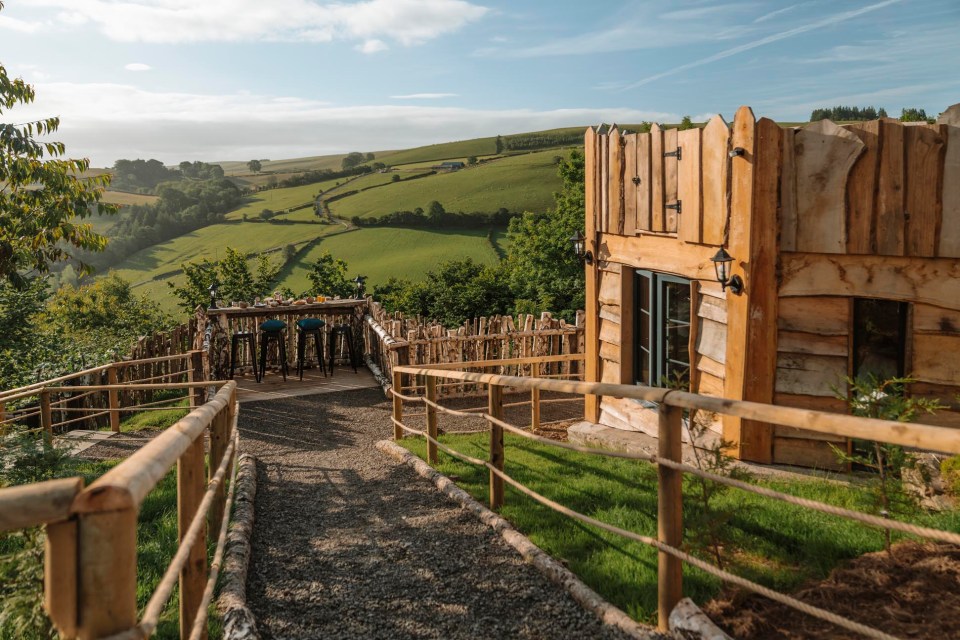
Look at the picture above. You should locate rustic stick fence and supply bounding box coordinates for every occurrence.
[0,375,239,640]
[364,300,585,397]
[0,351,205,438]
[389,357,960,639]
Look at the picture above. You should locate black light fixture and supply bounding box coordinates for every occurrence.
[569,230,593,265]
[710,247,743,295]
[353,275,367,299]
[208,280,220,310]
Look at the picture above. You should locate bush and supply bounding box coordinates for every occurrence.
[942,456,960,497]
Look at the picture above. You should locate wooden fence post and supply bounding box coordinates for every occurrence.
[657,401,683,631]
[76,507,138,639]
[392,370,403,440]
[40,390,53,441]
[188,350,205,408]
[108,365,121,433]
[488,383,504,509]
[208,405,229,536]
[179,434,208,640]
[530,361,541,431]
[45,518,79,638]
[426,375,438,464]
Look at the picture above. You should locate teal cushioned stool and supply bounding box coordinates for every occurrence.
[258,319,288,382]
[296,318,327,380]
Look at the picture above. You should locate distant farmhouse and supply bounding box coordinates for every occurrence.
[433,161,465,171]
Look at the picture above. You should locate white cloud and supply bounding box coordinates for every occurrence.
[124,63,152,71]
[0,14,44,33]
[356,39,388,54]
[391,93,459,99]
[9,82,676,166]
[27,0,489,45]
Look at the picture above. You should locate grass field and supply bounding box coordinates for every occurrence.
[275,226,504,295]
[400,433,960,625]
[110,219,336,284]
[100,190,160,207]
[329,150,569,218]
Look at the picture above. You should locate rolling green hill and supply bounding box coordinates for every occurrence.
[329,149,570,218]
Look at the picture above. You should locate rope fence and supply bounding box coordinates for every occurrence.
[388,359,960,639]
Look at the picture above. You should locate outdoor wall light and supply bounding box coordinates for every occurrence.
[208,280,220,310]
[710,247,744,295]
[353,275,367,299]
[570,230,593,265]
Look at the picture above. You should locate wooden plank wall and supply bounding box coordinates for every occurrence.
[782,117,956,258]
[599,116,731,246]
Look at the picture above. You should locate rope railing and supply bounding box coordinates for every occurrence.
[389,360,960,639]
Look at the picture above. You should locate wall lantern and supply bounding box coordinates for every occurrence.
[208,280,220,310]
[710,247,744,295]
[353,275,367,299]
[569,230,593,265]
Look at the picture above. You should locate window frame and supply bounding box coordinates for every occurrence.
[634,270,692,388]
[851,298,909,380]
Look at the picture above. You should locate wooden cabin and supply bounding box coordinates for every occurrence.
[582,104,960,469]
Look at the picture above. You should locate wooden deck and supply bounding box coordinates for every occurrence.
[234,365,380,404]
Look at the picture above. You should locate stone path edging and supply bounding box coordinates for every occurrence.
[375,440,669,640]
[218,453,261,640]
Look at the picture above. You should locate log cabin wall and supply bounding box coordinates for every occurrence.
[584,103,960,469]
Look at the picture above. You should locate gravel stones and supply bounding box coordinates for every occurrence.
[240,387,635,640]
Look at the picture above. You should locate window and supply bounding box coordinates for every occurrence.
[852,298,908,380]
[635,271,691,387]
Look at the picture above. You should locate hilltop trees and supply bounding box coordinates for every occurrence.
[0,59,116,286]
[810,105,886,121]
[248,159,262,173]
[341,152,368,170]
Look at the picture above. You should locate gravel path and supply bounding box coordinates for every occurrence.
[240,387,634,640]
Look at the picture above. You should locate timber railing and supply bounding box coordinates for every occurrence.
[364,300,585,395]
[389,357,960,640]
[0,377,239,640]
[0,351,205,438]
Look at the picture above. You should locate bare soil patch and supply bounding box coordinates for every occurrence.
[704,541,960,639]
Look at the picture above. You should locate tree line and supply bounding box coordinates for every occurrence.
[111,158,226,192]
[809,105,935,123]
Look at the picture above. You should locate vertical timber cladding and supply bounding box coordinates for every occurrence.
[590,114,731,437]
[722,108,780,464]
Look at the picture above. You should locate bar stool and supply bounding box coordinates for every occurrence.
[230,331,259,381]
[258,319,289,382]
[328,324,359,376]
[296,318,327,380]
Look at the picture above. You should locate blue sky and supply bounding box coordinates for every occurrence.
[2,0,957,166]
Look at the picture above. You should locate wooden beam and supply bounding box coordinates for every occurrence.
[584,127,601,422]
[618,264,635,384]
[76,507,138,638]
[739,117,781,464]
[780,252,960,312]
[723,106,756,459]
[426,376,438,464]
[636,133,652,232]
[597,233,719,281]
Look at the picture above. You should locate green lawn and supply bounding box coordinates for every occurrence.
[329,150,569,219]
[275,226,504,295]
[400,433,960,626]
